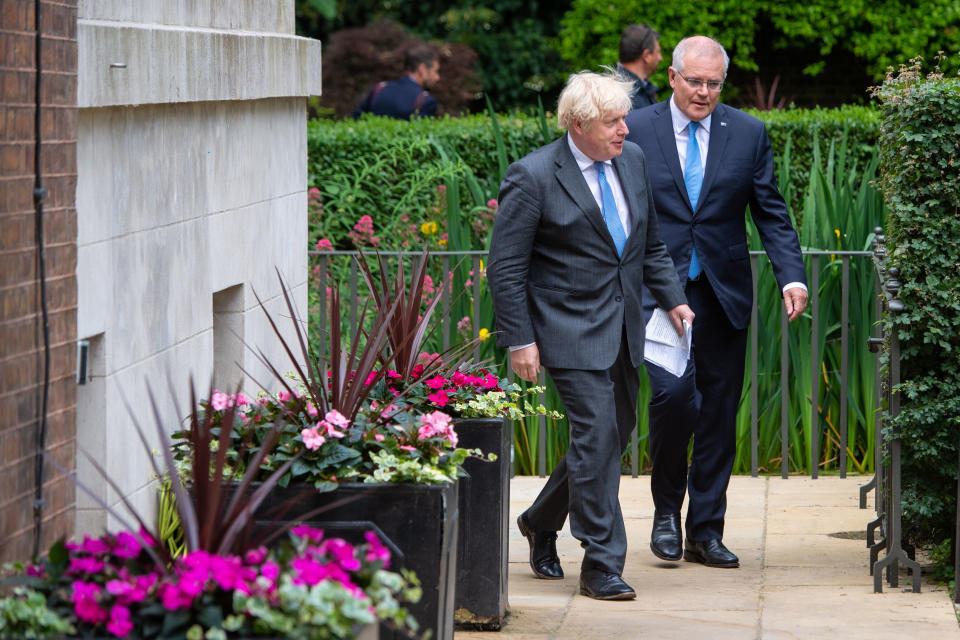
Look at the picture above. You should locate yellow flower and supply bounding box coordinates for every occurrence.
[478,328,491,342]
[420,221,438,235]
[438,238,447,246]
[834,229,840,240]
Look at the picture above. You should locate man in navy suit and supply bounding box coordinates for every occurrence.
[353,45,439,119]
[624,36,808,569]
[488,71,694,599]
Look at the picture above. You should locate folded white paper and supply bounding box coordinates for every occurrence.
[643,307,692,377]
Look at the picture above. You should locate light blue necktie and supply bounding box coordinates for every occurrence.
[685,121,703,279]
[595,161,627,256]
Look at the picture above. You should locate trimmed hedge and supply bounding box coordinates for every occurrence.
[307,106,879,250]
[874,61,960,564]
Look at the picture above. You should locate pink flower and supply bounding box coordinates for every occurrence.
[365,531,391,568]
[301,426,326,450]
[305,402,319,418]
[427,390,450,406]
[234,392,249,406]
[24,564,45,577]
[321,420,345,439]
[386,369,402,380]
[482,373,500,389]
[374,433,385,442]
[316,238,333,251]
[210,555,244,591]
[399,445,417,452]
[276,390,292,403]
[437,184,447,194]
[79,534,111,555]
[422,274,435,295]
[106,604,134,638]
[487,198,498,211]
[324,410,350,429]
[321,538,361,571]
[379,402,399,419]
[209,390,230,411]
[420,410,452,431]
[137,527,157,548]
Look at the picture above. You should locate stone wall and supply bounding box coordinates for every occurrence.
[73,0,320,533]
[0,0,79,563]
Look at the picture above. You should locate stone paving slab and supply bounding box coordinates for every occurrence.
[455,475,960,640]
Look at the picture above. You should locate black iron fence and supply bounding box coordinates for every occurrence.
[309,247,877,479]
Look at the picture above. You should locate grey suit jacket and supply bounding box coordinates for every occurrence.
[487,135,686,370]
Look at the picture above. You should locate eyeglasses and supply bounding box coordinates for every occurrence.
[675,70,725,92]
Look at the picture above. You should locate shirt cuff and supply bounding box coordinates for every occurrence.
[782,282,807,294]
[509,342,536,351]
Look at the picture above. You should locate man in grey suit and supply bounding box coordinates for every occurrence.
[487,71,694,600]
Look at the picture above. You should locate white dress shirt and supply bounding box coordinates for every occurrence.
[668,97,806,295]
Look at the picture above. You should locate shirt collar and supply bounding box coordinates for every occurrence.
[669,95,712,136]
[566,133,611,172]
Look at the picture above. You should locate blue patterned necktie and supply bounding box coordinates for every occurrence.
[685,121,703,279]
[594,161,627,256]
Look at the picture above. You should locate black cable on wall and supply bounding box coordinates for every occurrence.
[31,0,52,561]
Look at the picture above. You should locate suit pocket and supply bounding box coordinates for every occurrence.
[530,281,578,294]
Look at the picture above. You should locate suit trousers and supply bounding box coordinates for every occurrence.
[524,328,639,575]
[646,276,748,542]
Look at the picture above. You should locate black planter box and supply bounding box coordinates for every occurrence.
[453,417,511,630]
[247,481,459,640]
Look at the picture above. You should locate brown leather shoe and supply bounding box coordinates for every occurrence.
[517,511,563,579]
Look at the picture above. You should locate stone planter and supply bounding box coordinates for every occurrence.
[246,481,459,640]
[453,417,512,630]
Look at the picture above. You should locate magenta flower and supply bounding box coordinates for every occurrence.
[112,530,143,559]
[210,555,244,591]
[244,546,268,565]
[316,238,333,251]
[301,426,326,450]
[305,402,319,418]
[427,390,450,406]
[68,555,105,575]
[364,531,391,568]
[487,198,498,211]
[425,375,447,390]
[291,525,325,543]
[158,582,195,610]
[399,445,417,452]
[321,538,361,571]
[106,604,134,638]
[78,534,111,555]
[72,581,107,624]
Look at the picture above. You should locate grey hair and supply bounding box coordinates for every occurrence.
[672,36,729,76]
[557,68,635,131]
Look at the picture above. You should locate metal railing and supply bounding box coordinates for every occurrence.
[309,247,877,480]
[860,229,921,593]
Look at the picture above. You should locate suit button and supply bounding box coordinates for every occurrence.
[615,296,623,302]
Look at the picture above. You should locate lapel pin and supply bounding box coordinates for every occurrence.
[720,121,727,127]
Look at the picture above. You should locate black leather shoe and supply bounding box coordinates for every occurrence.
[650,512,682,561]
[579,569,636,600]
[517,511,563,579]
[683,538,740,568]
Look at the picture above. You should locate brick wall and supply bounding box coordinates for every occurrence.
[0,0,78,562]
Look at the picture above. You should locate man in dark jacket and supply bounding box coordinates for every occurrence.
[488,70,693,601]
[353,45,440,119]
[617,23,662,110]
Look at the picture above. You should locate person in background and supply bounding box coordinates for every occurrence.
[624,35,808,570]
[487,70,693,601]
[352,45,440,119]
[617,23,662,110]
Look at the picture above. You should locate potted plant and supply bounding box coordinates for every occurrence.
[0,384,421,640]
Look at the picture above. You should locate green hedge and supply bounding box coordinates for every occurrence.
[875,61,960,569]
[307,106,879,250]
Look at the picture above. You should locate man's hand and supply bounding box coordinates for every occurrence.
[784,287,808,322]
[668,304,695,337]
[510,344,541,382]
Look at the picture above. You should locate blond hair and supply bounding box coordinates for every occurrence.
[557,69,634,131]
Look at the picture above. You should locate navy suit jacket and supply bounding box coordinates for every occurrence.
[487,136,686,370]
[624,101,806,330]
[352,76,437,120]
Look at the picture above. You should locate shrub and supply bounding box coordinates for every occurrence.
[306,107,878,251]
[873,58,960,568]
